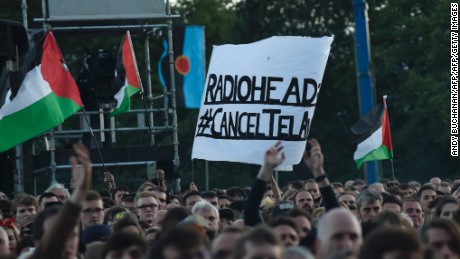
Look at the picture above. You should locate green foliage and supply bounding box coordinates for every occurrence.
[1,0,456,193]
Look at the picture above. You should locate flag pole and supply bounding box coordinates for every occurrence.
[81,108,111,187]
[390,159,396,181]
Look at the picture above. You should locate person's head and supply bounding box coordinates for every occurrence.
[422,218,460,259]
[211,227,245,259]
[137,181,155,193]
[353,179,366,191]
[304,180,320,200]
[183,191,203,211]
[38,192,58,211]
[402,199,424,230]
[356,189,382,223]
[112,186,130,206]
[369,183,386,193]
[358,227,423,259]
[102,196,115,211]
[202,191,219,208]
[33,205,80,258]
[12,194,38,227]
[316,208,362,258]
[104,206,129,226]
[417,185,437,213]
[121,193,136,212]
[218,208,235,231]
[225,187,246,201]
[434,197,459,219]
[160,207,191,235]
[287,208,312,240]
[192,200,219,232]
[281,190,297,203]
[135,191,158,225]
[102,233,146,259]
[338,192,356,208]
[399,184,416,198]
[382,194,403,213]
[374,210,412,230]
[149,186,167,210]
[430,177,442,188]
[155,209,168,228]
[438,182,452,195]
[283,246,315,259]
[0,224,19,255]
[217,195,232,209]
[81,224,112,245]
[294,191,314,213]
[0,227,9,256]
[154,225,209,259]
[287,181,305,191]
[112,212,143,238]
[44,183,70,202]
[233,226,283,259]
[82,191,105,230]
[268,217,299,247]
[332,182,344,195]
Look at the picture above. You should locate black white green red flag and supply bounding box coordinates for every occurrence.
[0,31,83,153]
[351,96,393,169]
[110,31,142,117]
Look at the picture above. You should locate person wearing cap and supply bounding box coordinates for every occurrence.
[81,224,112,245]
[271,201,295,220]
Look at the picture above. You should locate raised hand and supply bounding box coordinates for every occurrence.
[156,169,165,180]
[69,142,92,203]
[189,181,198,192]
[257,141,286,182]
[302,138,325,177]
[104,171,116,190]
[264,141,286,169]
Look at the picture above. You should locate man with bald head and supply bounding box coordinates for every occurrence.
[316,208,363,259]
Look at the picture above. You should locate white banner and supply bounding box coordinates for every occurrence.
[191,36,333,168]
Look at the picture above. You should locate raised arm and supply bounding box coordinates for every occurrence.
[244,142,285,226]
[302,138,339,210]
[33,142,92,259]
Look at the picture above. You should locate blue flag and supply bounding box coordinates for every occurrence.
[159,25,205,109]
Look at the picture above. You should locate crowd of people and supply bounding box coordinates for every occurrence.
[0,139,460,259]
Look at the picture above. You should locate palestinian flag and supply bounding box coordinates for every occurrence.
[110,31,142,117]
[351,96,393,169]
[0,31,83,153]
